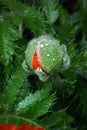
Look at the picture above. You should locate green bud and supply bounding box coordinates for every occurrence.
[25,35,70,81]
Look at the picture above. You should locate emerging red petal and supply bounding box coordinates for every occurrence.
[32,50,42,70]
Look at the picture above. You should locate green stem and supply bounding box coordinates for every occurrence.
[52,74,64,88]
[0,114,41,127]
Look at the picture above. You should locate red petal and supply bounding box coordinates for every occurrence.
[19,124,33,130]
[0,124,17,130]
[0,124,45,130]
[33,126,45,130]
[19,124,45,130]
[32,50,42,70]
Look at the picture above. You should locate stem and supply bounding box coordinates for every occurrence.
[52,74,64,88]
[0,114,41,127]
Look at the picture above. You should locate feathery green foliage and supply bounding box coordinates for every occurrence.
[2,0,46,36]
[0,17,18,65]
[42,109,74,129]
[42,0,59,24]
[4,66,27,105]
[16,85,53,113]
[0,0,87,130]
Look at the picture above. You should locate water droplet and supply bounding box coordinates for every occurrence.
[0,16,3,22]
[62,45,67,53]
[40,43,44,48]
[46,43,49,46]
[53,58,55,61]
[47,54,50,57]
[24,9,31,14]
[63,55,70,69]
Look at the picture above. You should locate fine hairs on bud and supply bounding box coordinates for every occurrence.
[24,35,70,81]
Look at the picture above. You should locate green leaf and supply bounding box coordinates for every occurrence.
[2,0,25,13]
[2,0,46,36]
[78,78,87,119]
[27,93,56,119]
[0,20,13,65]
[0,9,21,66]
[41,109,74,129]
[42,0,59,24]
[23,6,46,36]
[16,85,52,114]
[4,66,27,107]
[57,4,73,43]
[79,0,87,34]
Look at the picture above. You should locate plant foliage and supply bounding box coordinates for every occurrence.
[0,0,87,130]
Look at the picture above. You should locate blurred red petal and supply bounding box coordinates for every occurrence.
[0,124,45,130]
[0,124,17,130]
[33,126,45,130]
[19,124,45,130]
[19,124,33,130]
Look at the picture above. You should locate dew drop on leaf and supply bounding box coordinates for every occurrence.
[47,54,50,57]
[40,44,44,48]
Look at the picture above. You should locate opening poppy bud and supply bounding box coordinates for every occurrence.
[25,35,70,81]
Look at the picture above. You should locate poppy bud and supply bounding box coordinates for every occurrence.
[25,35,70,81]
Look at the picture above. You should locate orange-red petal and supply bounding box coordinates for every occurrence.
[0,124,17,130]
[0,124,45,130]
[32,50,42,70]
[19,124,45,130]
